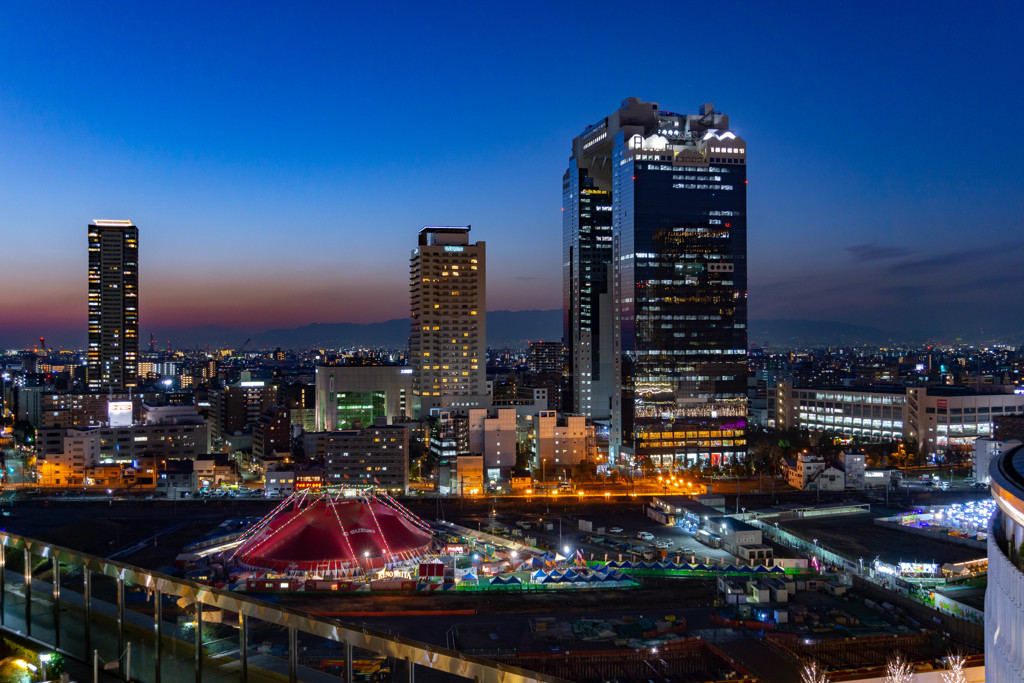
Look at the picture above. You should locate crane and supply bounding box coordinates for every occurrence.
[234,337,252,356]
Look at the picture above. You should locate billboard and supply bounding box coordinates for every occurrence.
[108,401,133,427]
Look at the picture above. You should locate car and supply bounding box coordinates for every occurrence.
[636,531,655,541]
[609,527,624,534]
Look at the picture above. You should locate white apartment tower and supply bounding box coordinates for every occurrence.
[410,227,486,416]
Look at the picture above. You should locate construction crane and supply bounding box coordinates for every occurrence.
[234,337,252,356]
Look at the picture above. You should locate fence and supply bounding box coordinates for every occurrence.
[0,530,569,683]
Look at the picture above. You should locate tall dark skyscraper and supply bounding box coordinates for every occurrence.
[563,167,614,418]
[87,220,139,391]
[565,98,747,469]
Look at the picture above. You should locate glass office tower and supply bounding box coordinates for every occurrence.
[563,168,614,418]
[566,98,747,470]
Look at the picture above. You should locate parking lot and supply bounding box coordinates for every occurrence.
[459,504,737,564]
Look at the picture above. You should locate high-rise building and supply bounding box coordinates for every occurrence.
[88,220,139,391]
[563,168,615,418]
[565,98,748,469]
[409,227,486,416]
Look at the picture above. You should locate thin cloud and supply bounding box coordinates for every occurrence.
[846,242,911,262]
[888,241,1024,274]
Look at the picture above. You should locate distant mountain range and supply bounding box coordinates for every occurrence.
[149,313,892,350]
[143,309,565,350]
[746,319,890,348]
[15,312,995,351]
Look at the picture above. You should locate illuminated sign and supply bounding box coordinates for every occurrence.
[107,401,133,427]
[400,368,413,374]
[376,569,412,580]
[240,381,265,387]
[899,562,938,575]
[444,246,464,252]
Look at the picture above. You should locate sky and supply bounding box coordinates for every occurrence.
[1,1,1022,348]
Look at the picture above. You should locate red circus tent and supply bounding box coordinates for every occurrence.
[231,488,434,575]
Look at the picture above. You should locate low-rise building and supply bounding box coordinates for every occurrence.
[782,452,845,491]
[704,516,773,565]
[534,411,593,478]
[837,451,866,489]
[157,460,197,499]
[305,421,409,493]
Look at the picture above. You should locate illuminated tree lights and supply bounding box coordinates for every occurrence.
[885,654,914,683]
[940,654,968,683]
[800,661,829,683]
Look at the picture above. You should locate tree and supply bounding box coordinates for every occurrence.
[940,654,967,683]
[800,660,829,683]
[885,654,914,683]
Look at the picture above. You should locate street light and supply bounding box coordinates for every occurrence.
[40,653,52,681]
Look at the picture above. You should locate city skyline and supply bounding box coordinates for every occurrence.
[1,2,1022,348]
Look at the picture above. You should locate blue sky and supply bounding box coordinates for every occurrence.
[1,1,1022,346]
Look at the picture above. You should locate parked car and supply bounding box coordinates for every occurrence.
[609,527,624,534]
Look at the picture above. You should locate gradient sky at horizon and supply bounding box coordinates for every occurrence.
[2,1,1022,348]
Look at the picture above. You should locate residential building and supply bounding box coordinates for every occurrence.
[429,411,468,494]
[87,220,139,390]
[157,459,197,499]
[209,379,278,439]
[527,341,564,376]
[566,98,747,468]
[838,451,866,489]
[38,392,160,429]
[468,408,517,480]
[253,406,291,460]
[38,413,209,468]
[534,411,593,480]
[409,226,486,416]
[782,452,844,491]
[306,421,409,493]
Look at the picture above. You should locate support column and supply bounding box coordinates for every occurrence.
[345,642,353,683]
[83,569,91,657]
[288,626,297,683]
[0,543,6,627]
[117,576,125,665]
[154,590,162,683]
[194,600,203,683]
[52,560,60,650]
[407,657,415,683]
[23,547,31,637]
[238,612,248,683]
